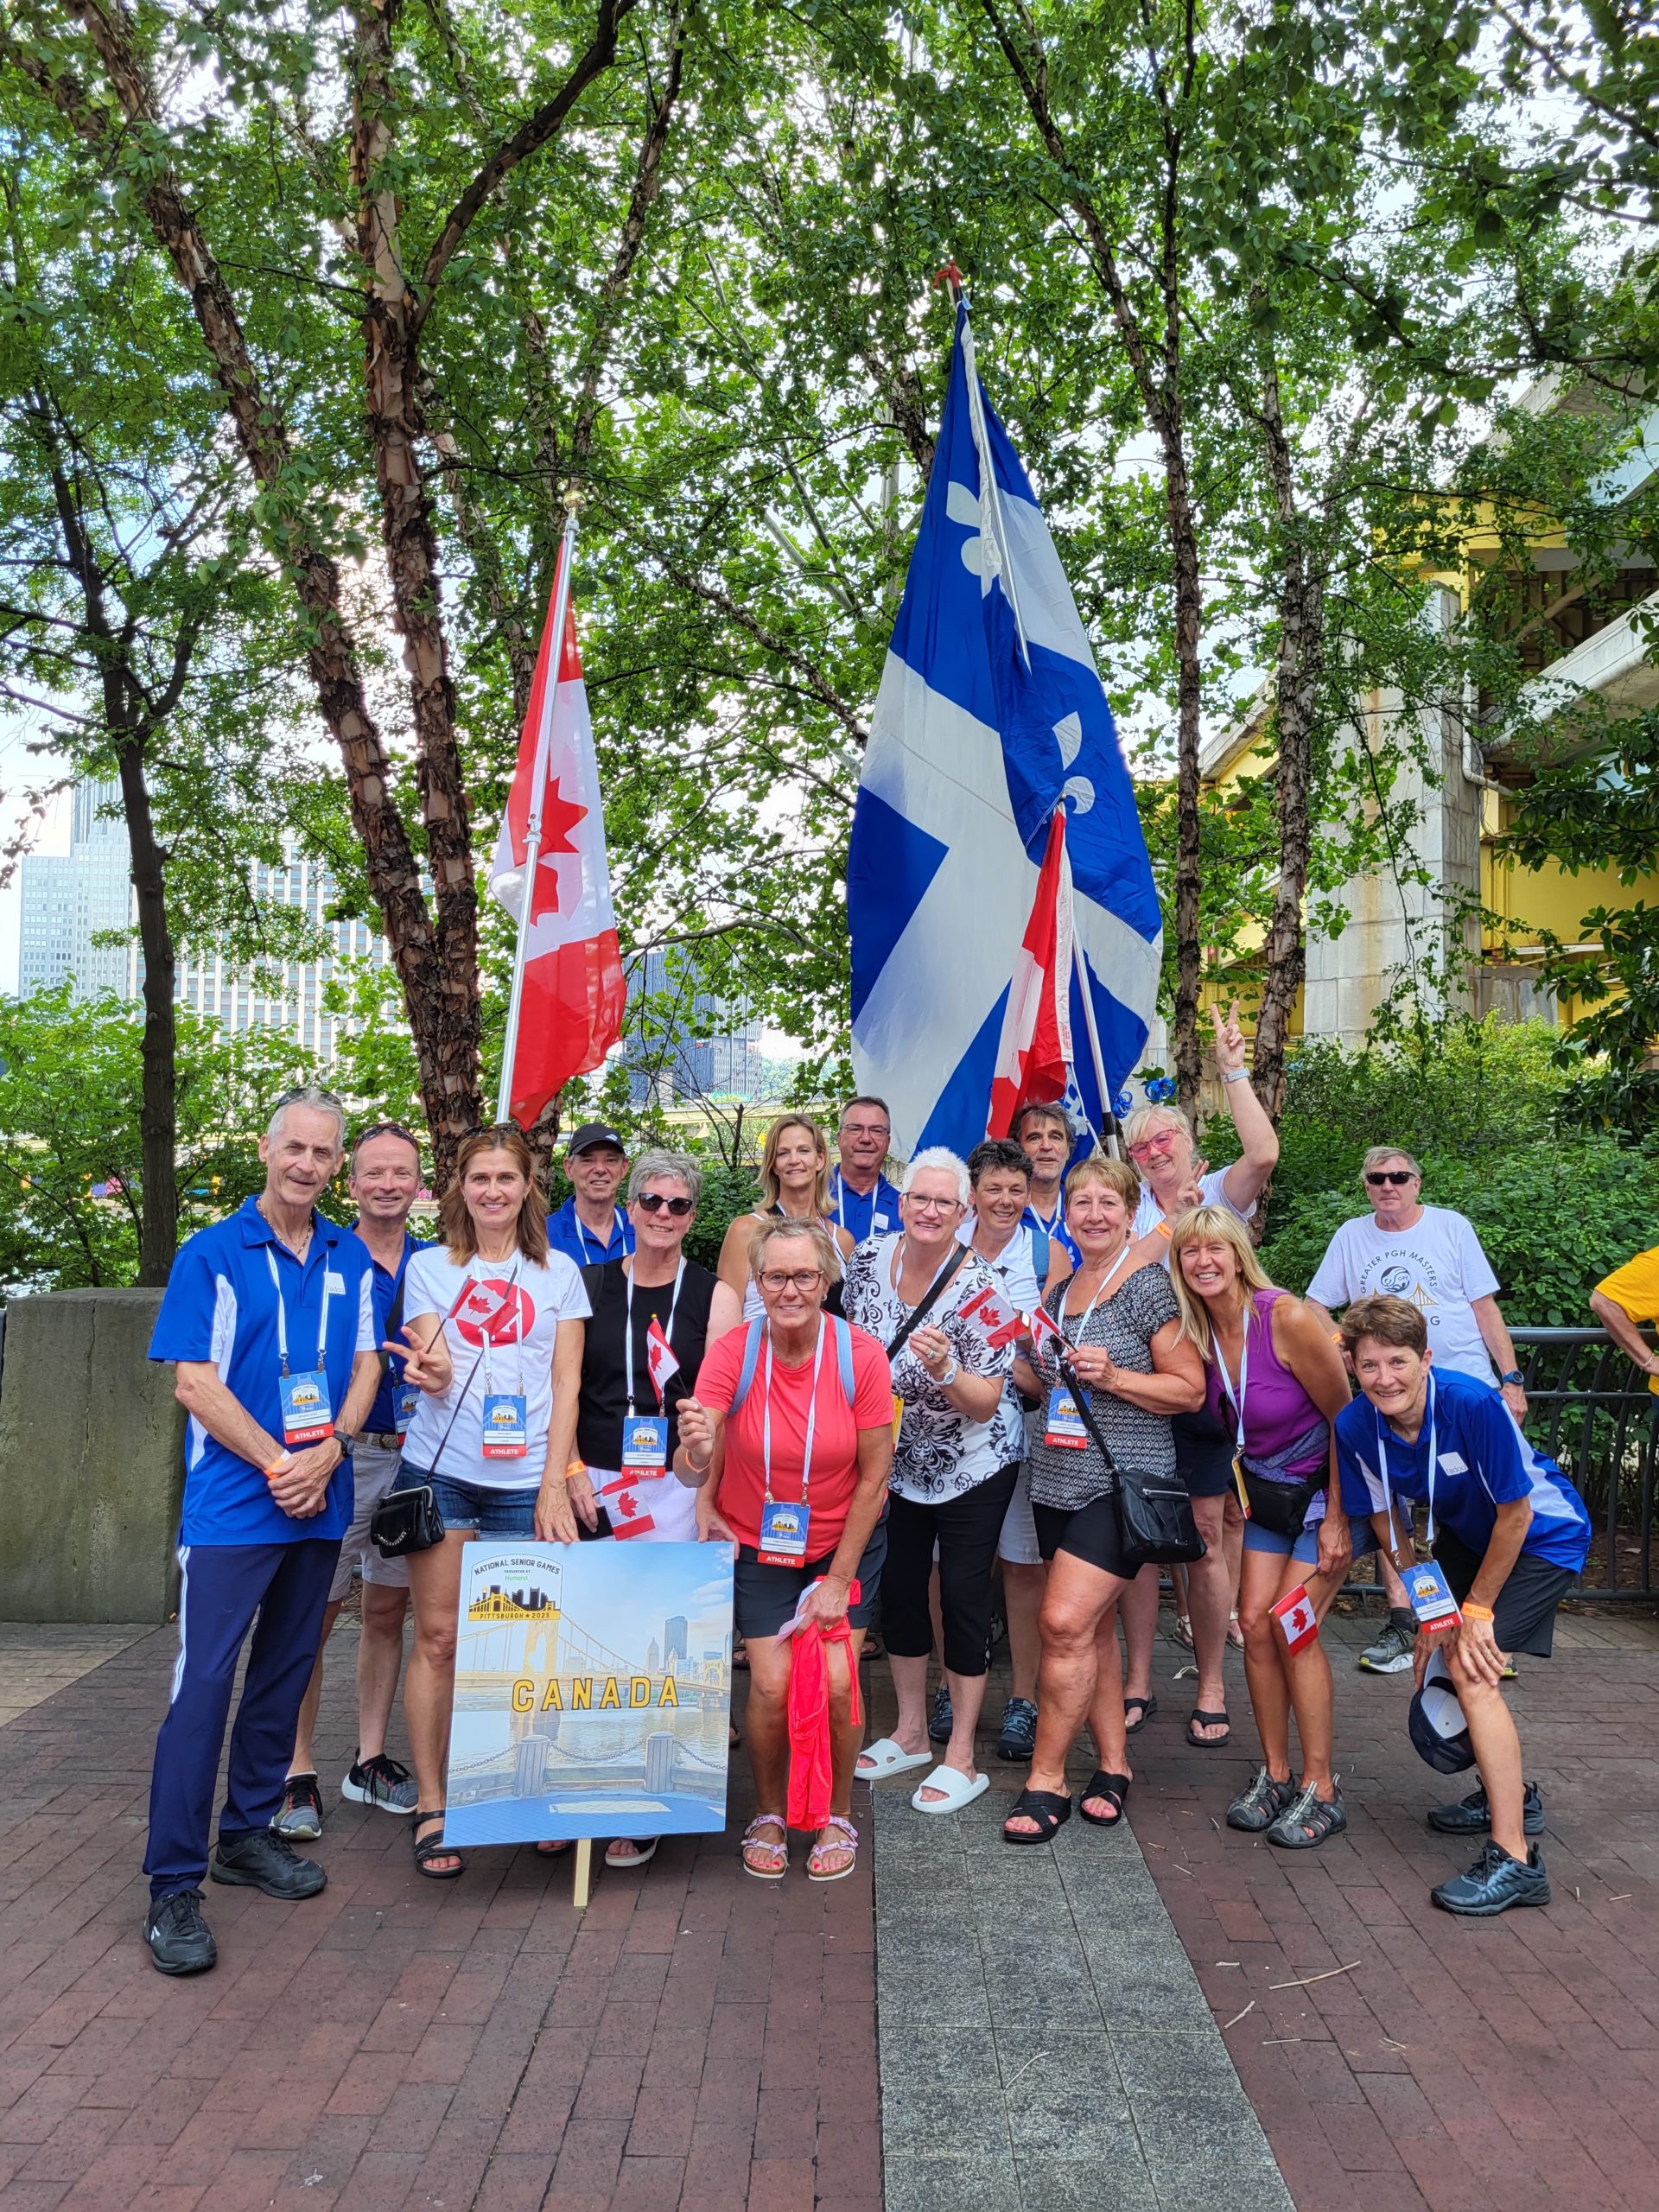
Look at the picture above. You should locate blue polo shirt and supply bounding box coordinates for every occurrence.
[545,1198,633,1268]
[1022,1198,1082,1271]
[1336,1367,1591,1573]
[150,1198,377,1546]
[357,1226,432,1434]
[828,1166,902,1243]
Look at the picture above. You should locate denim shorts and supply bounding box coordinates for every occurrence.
[391,1459,540,1539]
[1242,1512,1377,1566]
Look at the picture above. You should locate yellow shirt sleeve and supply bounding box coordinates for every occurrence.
[1594,1248,1659,1394]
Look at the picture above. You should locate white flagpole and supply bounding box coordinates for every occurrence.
[1065,838,1122,1160]
[497,499,580,1126]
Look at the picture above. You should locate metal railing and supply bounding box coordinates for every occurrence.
[1511,1326,1658,1600]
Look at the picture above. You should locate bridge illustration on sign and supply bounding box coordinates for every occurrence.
[447,1575,730,1834]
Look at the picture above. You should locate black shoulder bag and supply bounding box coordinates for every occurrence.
[369,1331,492,1559]
[1052,1307,1205,1570]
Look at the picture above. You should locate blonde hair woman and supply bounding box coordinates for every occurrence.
[1167,1205,1363,1850]
[717,1114,855,1320]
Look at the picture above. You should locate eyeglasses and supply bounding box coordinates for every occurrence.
[759,1269,824,1292]
[636,1192,693,1217]
[1127,1131,1179,1160]
[842,1122,890,1139]
[904,1195,960,1214]
[1364,1170,1417,1186]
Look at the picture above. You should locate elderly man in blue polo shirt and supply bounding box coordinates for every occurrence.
[827,1096,902,1243]
[546,1121,635,1267]
[143,1088,380,1976]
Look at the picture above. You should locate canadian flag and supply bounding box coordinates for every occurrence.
[1270,1582,1320,1653]
[600,1470,656,1540]
[645,1318,680,1403]
[490,559,626,1129]
[959,1280,1025,1351]
[987,806,1074,1138]
[1027,1301,1065,1356]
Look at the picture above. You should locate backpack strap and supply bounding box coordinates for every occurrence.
[832,1313,855,1408]
[729,1317,766,1414]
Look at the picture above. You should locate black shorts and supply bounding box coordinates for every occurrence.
[1031,1493,1139,1580]
[1173,1407,1235,1499]
[732,1515,887,1640]
[1437,1529,1575,1658]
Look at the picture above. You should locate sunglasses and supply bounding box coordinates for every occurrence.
[1127,1131,1179,1160]
[636,1192,693,1217]
[275,1084,345,1109]
[1365,1170,1417,1186]
[353,1120,420,1151]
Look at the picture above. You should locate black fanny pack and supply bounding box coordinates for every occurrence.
[1237,1415,1330,1539]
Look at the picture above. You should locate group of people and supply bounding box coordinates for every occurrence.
[141,1033,1609,1974]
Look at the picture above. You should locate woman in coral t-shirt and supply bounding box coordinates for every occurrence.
[676,1217,893,1885]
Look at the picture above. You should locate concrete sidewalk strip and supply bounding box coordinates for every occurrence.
[872,1788,1294,2212]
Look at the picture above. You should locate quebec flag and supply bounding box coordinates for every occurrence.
[848,301,1163,1157]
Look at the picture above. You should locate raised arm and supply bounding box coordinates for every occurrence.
[1212,1001,1279,1215]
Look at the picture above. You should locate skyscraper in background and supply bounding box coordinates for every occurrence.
[16,778,130,1000]
[624,949,766,1105]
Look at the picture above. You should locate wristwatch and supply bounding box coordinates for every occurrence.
[939,1356,961,1387]
[1499,1370,1524,1388]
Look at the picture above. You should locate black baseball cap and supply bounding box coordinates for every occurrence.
[565,1122,626,1157]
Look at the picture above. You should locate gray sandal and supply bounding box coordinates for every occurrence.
[1267,1780,1347,1850]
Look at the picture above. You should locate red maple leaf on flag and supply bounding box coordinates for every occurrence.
[528,780,589,922]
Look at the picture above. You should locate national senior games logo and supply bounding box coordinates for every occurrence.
[454,1279,537,1346]
[466,1551,561,1621]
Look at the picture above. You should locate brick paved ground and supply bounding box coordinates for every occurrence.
[0,1624,880,2212]
[1121,1608,1659,2212]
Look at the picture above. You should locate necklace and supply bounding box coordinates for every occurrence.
[258,1197,312,1262]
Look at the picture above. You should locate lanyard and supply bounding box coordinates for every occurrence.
[1062,1241,1133,1346]
[1031,1198,1065,1239]
[761,1318,827,1509]
[1214,1308,1252,1456]
[472,1258,523,1396]
[833,1168,851,1232]
[574,1206,624,1265]
[265,1244,331,1376]
[624,1257,684,1412]
[1376,1370,1439,1546]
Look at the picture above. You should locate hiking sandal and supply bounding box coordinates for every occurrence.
[1268,1781,1348,1851]
[413,1808,463,1880]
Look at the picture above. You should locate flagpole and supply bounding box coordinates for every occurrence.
[936,264,1030,665]
[497,494,580,1126]
[1065,841,1123,1160]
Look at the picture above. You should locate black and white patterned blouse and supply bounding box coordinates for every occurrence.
[842,1234,1014,1503]
[1026,1262,1180,1511]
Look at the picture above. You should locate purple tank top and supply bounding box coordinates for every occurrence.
[1205,1289,1327,1478]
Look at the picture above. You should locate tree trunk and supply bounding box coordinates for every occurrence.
[1249,339,1324,1125]
[114,737,178,1282]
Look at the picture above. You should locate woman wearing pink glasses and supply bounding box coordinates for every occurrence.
[1116,1002,1278,1752]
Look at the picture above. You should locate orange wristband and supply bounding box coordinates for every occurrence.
[264,1454,293,1479]
[1461,1601,1495,1622]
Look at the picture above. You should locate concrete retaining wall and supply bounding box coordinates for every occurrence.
[0,1288,184,1623]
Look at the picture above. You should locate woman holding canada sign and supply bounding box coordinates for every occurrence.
[1166,1206,1365,1852]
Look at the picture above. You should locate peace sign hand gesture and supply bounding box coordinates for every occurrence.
[1211,999,1248,1077]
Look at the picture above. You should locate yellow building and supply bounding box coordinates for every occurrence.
[1198,391,1659,1046]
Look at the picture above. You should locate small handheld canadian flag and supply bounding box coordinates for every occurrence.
[645,1318,680,1404]
[1270,1582,1320,1654]
[958,1281,1025,1351]
[600,1470,656,1540]
[1027,1302,1065,1356]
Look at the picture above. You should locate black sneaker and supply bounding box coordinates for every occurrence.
[995,1697,1038,1761]
[212,1829,327,1900]
[270,1771,323,1840]
[927,1685,954,1745]
[143,1887,218,1976]
[1226,1764,1296,1833]
[1428,1779,1545,1837]
[341,1752,419,1815]
[1431,1840,1551,1916]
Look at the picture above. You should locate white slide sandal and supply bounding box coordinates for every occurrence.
[855,1737,934,1780]
[911,1764,992,1815]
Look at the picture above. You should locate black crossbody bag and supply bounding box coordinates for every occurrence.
[369,1340,489,1559]
[886,1241,971,1364]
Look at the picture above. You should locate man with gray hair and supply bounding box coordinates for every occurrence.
[1305,1145,1527,1673]
[141,1087,381,1974]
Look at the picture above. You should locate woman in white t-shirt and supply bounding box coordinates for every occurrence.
[385,1127,590,1879]
[1116,1003,1280,1751]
